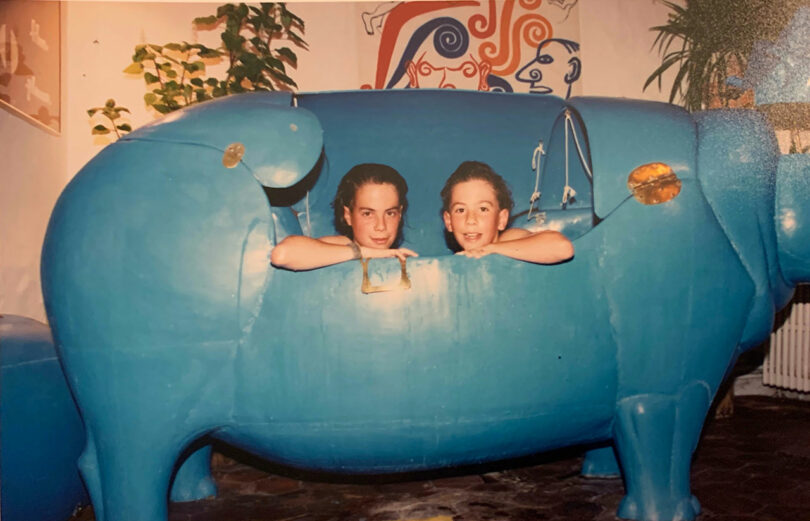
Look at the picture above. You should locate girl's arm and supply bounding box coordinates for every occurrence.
[458,229,574,264]
[271,235,417,271]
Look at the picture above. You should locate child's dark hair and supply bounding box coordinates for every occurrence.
[332,163,408,246]
[440,161,514,214]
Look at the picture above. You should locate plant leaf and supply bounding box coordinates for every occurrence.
[123,62,144,74]
[264,56,285,72]
[267,67,296,86]
[222,31,246,52]
[276,47,297,64]
[194,15,219,25]
[92,125,111,135]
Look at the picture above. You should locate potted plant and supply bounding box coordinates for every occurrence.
[645,0,800,111]
[90,2,306,138]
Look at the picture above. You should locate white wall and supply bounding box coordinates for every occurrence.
[0,111,67,322]
[64,1,363,178]
[65,0,678,176]
[0,6,68,323]
[579,0,678,101]
[2,0,677,321]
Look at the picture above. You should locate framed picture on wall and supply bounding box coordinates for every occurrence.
[0,1,61,135]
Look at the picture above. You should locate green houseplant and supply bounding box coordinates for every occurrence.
[87,99,132,138]
[645,0,804,111]
[90,2,306,138]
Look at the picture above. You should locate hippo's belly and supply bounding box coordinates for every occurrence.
[215,404,611,473]
[224,254,616,472]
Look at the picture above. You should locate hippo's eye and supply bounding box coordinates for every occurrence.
[627,162,681,205]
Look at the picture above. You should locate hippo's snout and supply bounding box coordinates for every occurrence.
[775,154,810,285]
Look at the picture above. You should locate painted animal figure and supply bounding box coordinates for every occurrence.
[42,90,810,521]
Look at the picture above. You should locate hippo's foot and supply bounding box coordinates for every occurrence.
[170,444,217,502]
[612,383,711,521]
[618,494,700,521]
[78,431,105,521]
[581,446,620,478]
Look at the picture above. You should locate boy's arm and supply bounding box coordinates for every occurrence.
[458,229,574,264]
[271,235,417,271]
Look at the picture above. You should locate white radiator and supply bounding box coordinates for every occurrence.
[763,285,810,392]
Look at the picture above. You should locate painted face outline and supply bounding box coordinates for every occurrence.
[443,179,509,251]
[343,182,403,249]
[515,39,581,97]
[407,51,492,91]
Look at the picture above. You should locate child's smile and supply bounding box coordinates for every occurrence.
[443,179,509,251]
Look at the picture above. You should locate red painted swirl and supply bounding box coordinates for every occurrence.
[468,0,497,39]
[492,13,552,75]
[477,0,514,68]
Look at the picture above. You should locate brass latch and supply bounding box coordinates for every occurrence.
[361,257,411,294]
[627,162,681,205]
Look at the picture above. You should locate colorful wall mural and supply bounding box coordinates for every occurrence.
[358,0,581,97]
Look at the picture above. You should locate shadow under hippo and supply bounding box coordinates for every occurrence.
[41,90,810,521]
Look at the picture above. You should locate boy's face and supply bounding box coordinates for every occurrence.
[443,179,509,251]
[344,182,402,249]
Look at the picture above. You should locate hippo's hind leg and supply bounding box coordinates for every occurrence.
[581,445,620,478]
[612,382,710,521]
[170,444,217,502]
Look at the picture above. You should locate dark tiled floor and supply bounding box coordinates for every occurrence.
[71,396,810,521]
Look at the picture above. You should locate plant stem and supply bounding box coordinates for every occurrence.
[106,114,121,138]
[153,60,165,90]
[180,49,190,106]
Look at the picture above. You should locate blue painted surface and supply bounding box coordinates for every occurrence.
[0,315,89,521]
[776,153,810,285]
[735,6,810,105]
[41,90,810,521]
[567,96,697,219]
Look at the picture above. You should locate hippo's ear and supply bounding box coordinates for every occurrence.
[122,92,324,189]
[241,104,323,189]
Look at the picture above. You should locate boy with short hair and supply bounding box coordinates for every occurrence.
[441,161,574,263]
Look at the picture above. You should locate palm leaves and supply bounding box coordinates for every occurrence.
[645,0,802,111]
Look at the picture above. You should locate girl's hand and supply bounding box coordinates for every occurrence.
[360,246,419,261]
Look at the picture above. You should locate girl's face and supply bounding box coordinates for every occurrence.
[344,182,402,249]
[443,179,509,251]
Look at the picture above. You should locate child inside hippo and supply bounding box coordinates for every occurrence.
[271,163,417,271]
[441,161,574,263]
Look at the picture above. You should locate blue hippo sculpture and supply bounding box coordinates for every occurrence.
[41,90,810,521]
[0,315,89,521]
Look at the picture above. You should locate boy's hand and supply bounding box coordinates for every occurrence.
[361,246,419,261]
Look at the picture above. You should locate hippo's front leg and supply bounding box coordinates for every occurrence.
[612,382,711,521]
[78,430,105,521]
[87,417,189,521]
